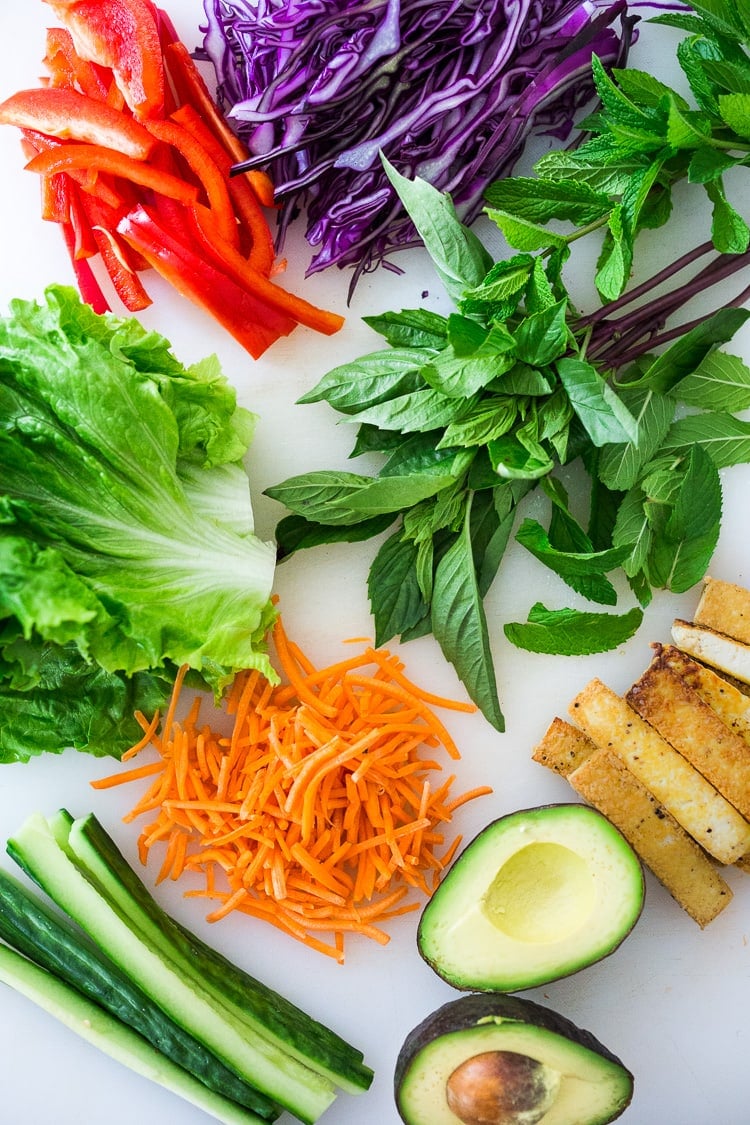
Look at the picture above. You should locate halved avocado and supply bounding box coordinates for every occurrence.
[394,993,634,1125]
[417,804,644,991]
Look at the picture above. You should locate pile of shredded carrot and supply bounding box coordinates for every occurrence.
[92,615,492,962]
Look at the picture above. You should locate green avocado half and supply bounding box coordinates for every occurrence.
[394,992,634,1125]
[417,803,644,992]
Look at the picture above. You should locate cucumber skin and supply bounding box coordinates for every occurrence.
[0,941,269,1125]
[67,811,373,1094]
[0,867,280,1121]
[7,813,337,1125]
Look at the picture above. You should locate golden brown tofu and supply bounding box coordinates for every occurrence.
[568,678,750,865]
[531,717,598,777]
[657,644,750,742]
[672,619,750,687]
[626,656,750,820]
[695,576,750,645]
[568,748,733,928]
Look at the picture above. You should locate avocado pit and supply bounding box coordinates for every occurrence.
[445,1050,561,1125]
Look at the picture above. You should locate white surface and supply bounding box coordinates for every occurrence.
[0,6,749,1125]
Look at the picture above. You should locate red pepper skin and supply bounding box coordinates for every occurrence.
[0,87,156,159]
[117,205,298,358]
[43,0,165,119]
[25,144,199,206]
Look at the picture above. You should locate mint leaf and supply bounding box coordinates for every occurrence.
[662,412,750,467]
[483,176,611,224]
[485,208,568,252]
[718,91,750,136]
[504,603,644,655]
[673,350,750,411]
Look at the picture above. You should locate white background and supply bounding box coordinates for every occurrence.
[0,4,749,1124]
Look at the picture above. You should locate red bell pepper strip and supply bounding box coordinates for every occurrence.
[187,205,345,338]
[44,27,110,100]
[143,117,239,250]
[170,103,275,274]
[43,0,164,120]
[117,204,297,358]
[25,144,199,206]
[21,127,124,210]
[0,87,156,160]
[60,220,111,314]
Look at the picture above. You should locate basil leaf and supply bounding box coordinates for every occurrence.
[349,386,478,433]
[431,506,504,731]
[557,357,639,446]
[504,603,644,655]
[275,512,396,560]
[368,532,427,644]
[266,469,456,523]
[363,309,448,348]
[382,156,493,301]
[488,433,554,480]
[299,347,431,411]
[514,300,569,366]
[647,445,724,594]
[597,388,675,490]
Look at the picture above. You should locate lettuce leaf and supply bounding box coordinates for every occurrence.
[0,286,277,762]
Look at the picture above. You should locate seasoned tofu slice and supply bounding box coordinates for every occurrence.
[672,619,750,686]
[626,656,750,820]
[695,576,750,645]
[568,679,750,865]
[532,717,598,777]
[569,748,733,928]
[657,644,750,742]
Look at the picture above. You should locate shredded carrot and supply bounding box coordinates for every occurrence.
[92,613,491,962]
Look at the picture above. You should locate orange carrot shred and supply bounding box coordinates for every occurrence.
[92,611,490,961]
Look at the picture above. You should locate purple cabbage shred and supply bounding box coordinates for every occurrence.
[199,0,637,289]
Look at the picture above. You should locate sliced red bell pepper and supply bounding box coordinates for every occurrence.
[44,26,110,100]
[170,103,275,274]
[25,144,199,206]
[187,205,344,338]
[143,117,239,249]
[60,220,111,314]
[117,204,297,358]
[0,88,156,159]
[21,128,124,210]
[43,0,164,119]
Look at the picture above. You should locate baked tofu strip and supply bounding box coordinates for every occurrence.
[569,749,733,928]
[568,679,750,865]
[672,619,750,686]
[532,717,598,777]
[695,576,750,645]
[626,657,750,820]
[657,645,750,743]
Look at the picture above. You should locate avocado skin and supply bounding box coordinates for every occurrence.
[394,992,634,1125]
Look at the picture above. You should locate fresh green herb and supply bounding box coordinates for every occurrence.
[0,285,277,763]
[267,4,750,730]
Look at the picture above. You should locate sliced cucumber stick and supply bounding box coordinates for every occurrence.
[0,941,268,1125]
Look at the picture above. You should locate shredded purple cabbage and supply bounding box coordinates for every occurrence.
[199,0,637,288]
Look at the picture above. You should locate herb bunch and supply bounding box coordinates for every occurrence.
[267,0,750,731]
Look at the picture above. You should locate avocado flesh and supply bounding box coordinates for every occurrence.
[395,994,633,1125]
[418,804,644,991]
